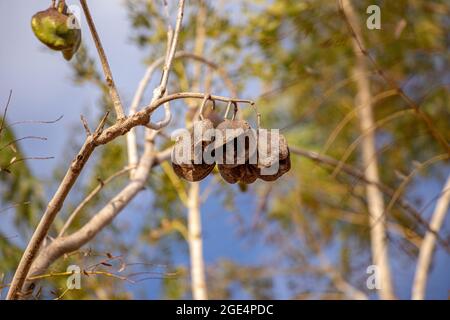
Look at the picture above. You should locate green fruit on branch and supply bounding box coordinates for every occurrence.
[31,1,81,60]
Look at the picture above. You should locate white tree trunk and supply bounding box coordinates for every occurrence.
[342,0,395,299]
[412,174,450,299]
[187,182,208,300]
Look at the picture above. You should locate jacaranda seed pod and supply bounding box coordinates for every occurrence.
[254,132,291,182]
[240,164,259,184]
[31,4,81,61]
[218,164,245,184]
[256,151,291,182]
[215,119,254,169]
[172,162,215,182]
[171,119,216,182]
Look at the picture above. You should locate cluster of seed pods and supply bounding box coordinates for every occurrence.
[172,97,291,184]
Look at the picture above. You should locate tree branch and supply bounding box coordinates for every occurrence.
[156,0,185,99]
[58,165,136,237]
[338,0,450,157]
[23,138,157,294]
[6,132,100,299]
[127,51,237,176]
[79,0,125,120]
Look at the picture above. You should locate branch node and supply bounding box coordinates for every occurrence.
[94,111,110,137]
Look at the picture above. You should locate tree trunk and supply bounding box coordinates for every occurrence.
[412,174,450,299]
[341,0,395,299]
[187,182,208,300]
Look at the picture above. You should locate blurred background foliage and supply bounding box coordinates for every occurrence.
[0,0,449,299]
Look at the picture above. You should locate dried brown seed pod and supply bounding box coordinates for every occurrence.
[278,135,290,160]
[215,119,255,169]
[172,162,215,182]
[191,119,215,164]
[171,119,215,181]
[218,163,259,185]
[256,150,291,182]
[218,164,245,184]
[257,132,290,168]
[240,164,259,184]
[172,119,214,167]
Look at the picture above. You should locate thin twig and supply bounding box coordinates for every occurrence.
[337,0,450,156]
[0,202,31,215]
[127,0,187,176]
[4,115,63,130]
[80,115,91,136]
[145,0,174,131]
[145,0,185,130]
[380,154,449,228]
[3,156,54,170]
[331,109,414,177]
[0,136,47,152]
[289,146,450,250]
[321,89,397,155]
[155,0,186,99]
[58,165,136,237]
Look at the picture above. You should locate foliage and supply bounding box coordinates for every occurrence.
[0,0,448,299]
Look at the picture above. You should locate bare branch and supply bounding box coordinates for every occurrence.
[79,0,125,120]
[58,165,136,237]
[7,0,246,300]
[7,93,250,300]
[5,115,64,130]
[331,109,414,177]
[23,139,157,294]
[0,202,31,215]
[289,146,449,251]
[338,0,450,156]
[127,51,237,175]
[0,136,47,152]
[20,130,170,296]
[80,115,91,136]
[155,0,186,99]
[143,0,186,130]
[6,136,97,299]
[3,156,54,171]
[382,154,448,226]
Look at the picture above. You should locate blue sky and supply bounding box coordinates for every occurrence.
[0,1,448,299]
